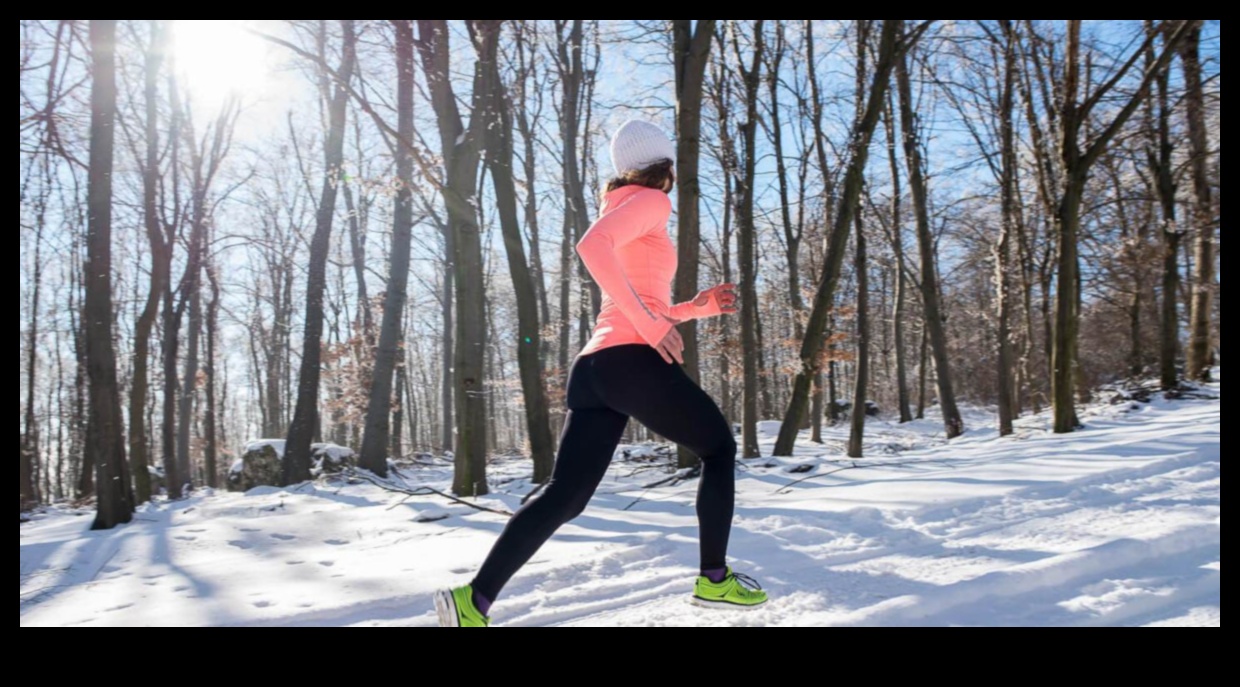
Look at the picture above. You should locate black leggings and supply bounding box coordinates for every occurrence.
[470,344,737,603]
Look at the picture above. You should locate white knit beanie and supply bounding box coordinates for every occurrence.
[610,120,676,176]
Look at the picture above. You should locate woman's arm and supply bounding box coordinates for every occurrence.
[575,189,674,347]
[669,283,738,322]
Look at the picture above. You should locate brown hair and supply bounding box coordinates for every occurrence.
[603,158,675,197]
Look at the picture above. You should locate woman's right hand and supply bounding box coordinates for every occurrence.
[654,320,685,365]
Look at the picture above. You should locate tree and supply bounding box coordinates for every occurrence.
[995,20,1019,436]
[359,20,417,477]
[284,20,357,484]
[1180,21,1215,382]
[848,21,872,459]
[895,30,964,439]
[730,19,765,459]
[774,20,913,456]
[882,96,913,423]
[1047,20,1190,433]
[672,18,716,469]
[472,19,556,483]
[554,21,596,374]
[127,20,169,504]
[1144,23,1181,391]
[416,19,489,496]
[85,19,133,530]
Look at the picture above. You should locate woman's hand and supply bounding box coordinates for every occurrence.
[654,319,685,365]
[693,283,739,315]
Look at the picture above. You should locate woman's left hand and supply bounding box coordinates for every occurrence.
[694,283,739,315]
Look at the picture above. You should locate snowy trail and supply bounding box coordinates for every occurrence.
[20,380,1220,627]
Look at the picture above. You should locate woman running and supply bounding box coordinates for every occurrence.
[436,120,767,627]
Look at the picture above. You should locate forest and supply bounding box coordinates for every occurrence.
[19,20,1219,532]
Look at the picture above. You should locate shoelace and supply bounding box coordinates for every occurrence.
[729,571,763,594]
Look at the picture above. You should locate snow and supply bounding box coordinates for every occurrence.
[243,439,286,458]
[19,377,1220,627]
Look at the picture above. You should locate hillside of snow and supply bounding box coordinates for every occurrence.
[20,375,1220,627]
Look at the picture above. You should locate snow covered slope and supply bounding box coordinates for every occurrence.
[20,377,1220,627]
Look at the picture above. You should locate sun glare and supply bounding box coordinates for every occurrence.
[172,20,269,112]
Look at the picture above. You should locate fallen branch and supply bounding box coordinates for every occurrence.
[772,459,930,495]
[342,469,513,517]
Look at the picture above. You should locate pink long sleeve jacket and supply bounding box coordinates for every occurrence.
[575,185,723,357]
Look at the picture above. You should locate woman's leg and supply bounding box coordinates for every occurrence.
[589,346,737,572]
[469,364,628,605]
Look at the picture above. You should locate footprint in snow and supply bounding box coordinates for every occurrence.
[286,560,305,566]
[228,540,254,550]
[324,539,349,546]
[252,601,275,609]
[270,534,296,541]
[174,536,197,542]
[318,561,336,567]
[238,528,260,533]
[105,603,134,613]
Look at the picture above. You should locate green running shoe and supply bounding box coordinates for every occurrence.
[691,568,768,609]
[434,585,490,627]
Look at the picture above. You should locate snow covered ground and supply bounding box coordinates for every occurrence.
[20,375,1220,627]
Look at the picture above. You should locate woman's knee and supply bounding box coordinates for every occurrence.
[700,433,737,464]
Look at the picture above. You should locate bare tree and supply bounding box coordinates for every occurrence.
[995,20,1019,436]
[848,21,872,459]
[882,96,913,423]
[1045,20,1190,433]
[472,19,556,483]
[672,18,716,469]
[126,20,169,503]
[416,19,489,496]
[285,20,357,484]
[85,19,133,530]
[775,20,913,456]
[359,20,417,477]
[1180,21,1215,382]
[1144,22,1181,391]
[730,19,765,459]
[895,29,964,439]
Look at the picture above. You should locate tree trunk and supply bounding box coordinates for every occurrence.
[847,22,871,459]
[1144,24,1182,390]
[85,19,133,530]
[1050,20,1191,432]
[556,21,598,346]
[773,20,905,456]
[810,372,824,442]
[734,20,765,459]
[916,324,928,419]
[204,263,220,488]
[883,95,913,424]
[359,21,416,477]
[673,18,715,469]
[896,42,964,439]
[128,20,168,505]
[473,19,556,483]
[392,354,407,460]
[848,203,870,458]
[441,228,454,452]
[1179,22,1214,383]
[176,224,203,491]
[512,24,553,356]
[417,19,488,496]
[996,21,1018,437]
[21,185,46,511]
[285,20,357,484]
